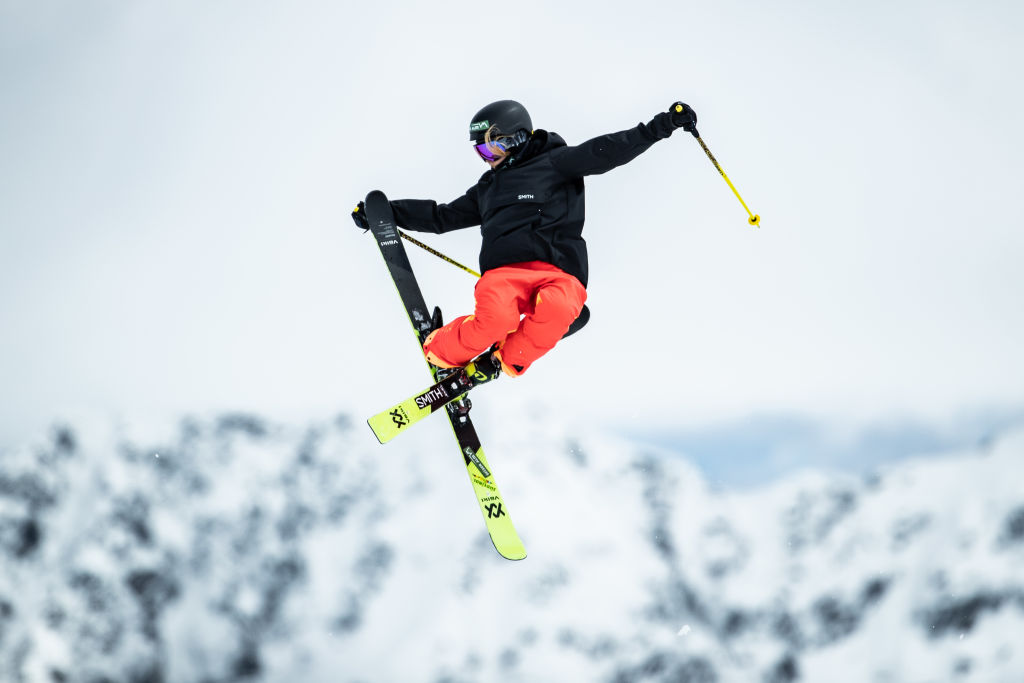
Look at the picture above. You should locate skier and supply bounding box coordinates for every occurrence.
[352,99,698,377]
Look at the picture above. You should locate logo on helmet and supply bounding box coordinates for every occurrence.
[470,120,490,132]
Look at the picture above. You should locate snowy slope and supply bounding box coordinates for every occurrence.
[1,407,1022,683]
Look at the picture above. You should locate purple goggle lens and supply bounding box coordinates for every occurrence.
[473,140,508,161]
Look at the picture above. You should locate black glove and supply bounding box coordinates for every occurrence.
[352,201,369,230]
[669,102,698,137]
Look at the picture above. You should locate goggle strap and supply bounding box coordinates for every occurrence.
[473,129,530,161]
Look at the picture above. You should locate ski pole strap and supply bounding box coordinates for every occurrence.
[695,136,760,227]
[398,230,481,278]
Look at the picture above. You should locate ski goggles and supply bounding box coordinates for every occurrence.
[473,139,510,162]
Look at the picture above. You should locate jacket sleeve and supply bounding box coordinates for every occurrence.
[550,111,677,178]
[390,186,481,234]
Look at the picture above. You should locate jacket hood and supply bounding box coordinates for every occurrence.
[507,129,564,166]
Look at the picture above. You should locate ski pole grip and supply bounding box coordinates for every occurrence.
[671,102,699,138]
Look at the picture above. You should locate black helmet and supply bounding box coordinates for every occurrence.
[469,100,532,143]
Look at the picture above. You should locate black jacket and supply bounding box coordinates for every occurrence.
[390,110,678,288]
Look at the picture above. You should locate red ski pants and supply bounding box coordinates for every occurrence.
[423,261,587,375]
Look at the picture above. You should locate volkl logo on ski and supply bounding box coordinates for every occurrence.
[390,408,409,428]
[482,495,505,518]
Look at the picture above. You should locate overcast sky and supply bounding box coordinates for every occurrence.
[2,0,1022,448]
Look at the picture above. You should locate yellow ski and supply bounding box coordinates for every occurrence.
[361,189,526,560]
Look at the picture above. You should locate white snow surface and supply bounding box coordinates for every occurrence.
[1,407,1023,683]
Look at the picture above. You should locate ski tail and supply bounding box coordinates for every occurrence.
[366,351,502,444]
[367,369,472,444]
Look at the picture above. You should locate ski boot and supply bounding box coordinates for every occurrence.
[423,306,458,379]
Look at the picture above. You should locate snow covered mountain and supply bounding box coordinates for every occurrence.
[1,406,1023,682]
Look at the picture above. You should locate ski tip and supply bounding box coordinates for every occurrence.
[365,189,388,204]
[498,549,527,561]
[366,419,388,445]
[494,540,527,561]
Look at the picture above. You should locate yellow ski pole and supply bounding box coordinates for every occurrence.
[695,136,759,227]
[399,229,481,278]
[675,105,760,227]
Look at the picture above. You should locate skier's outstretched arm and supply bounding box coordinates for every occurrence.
[389,187,482,234]
[550,102,696,178]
